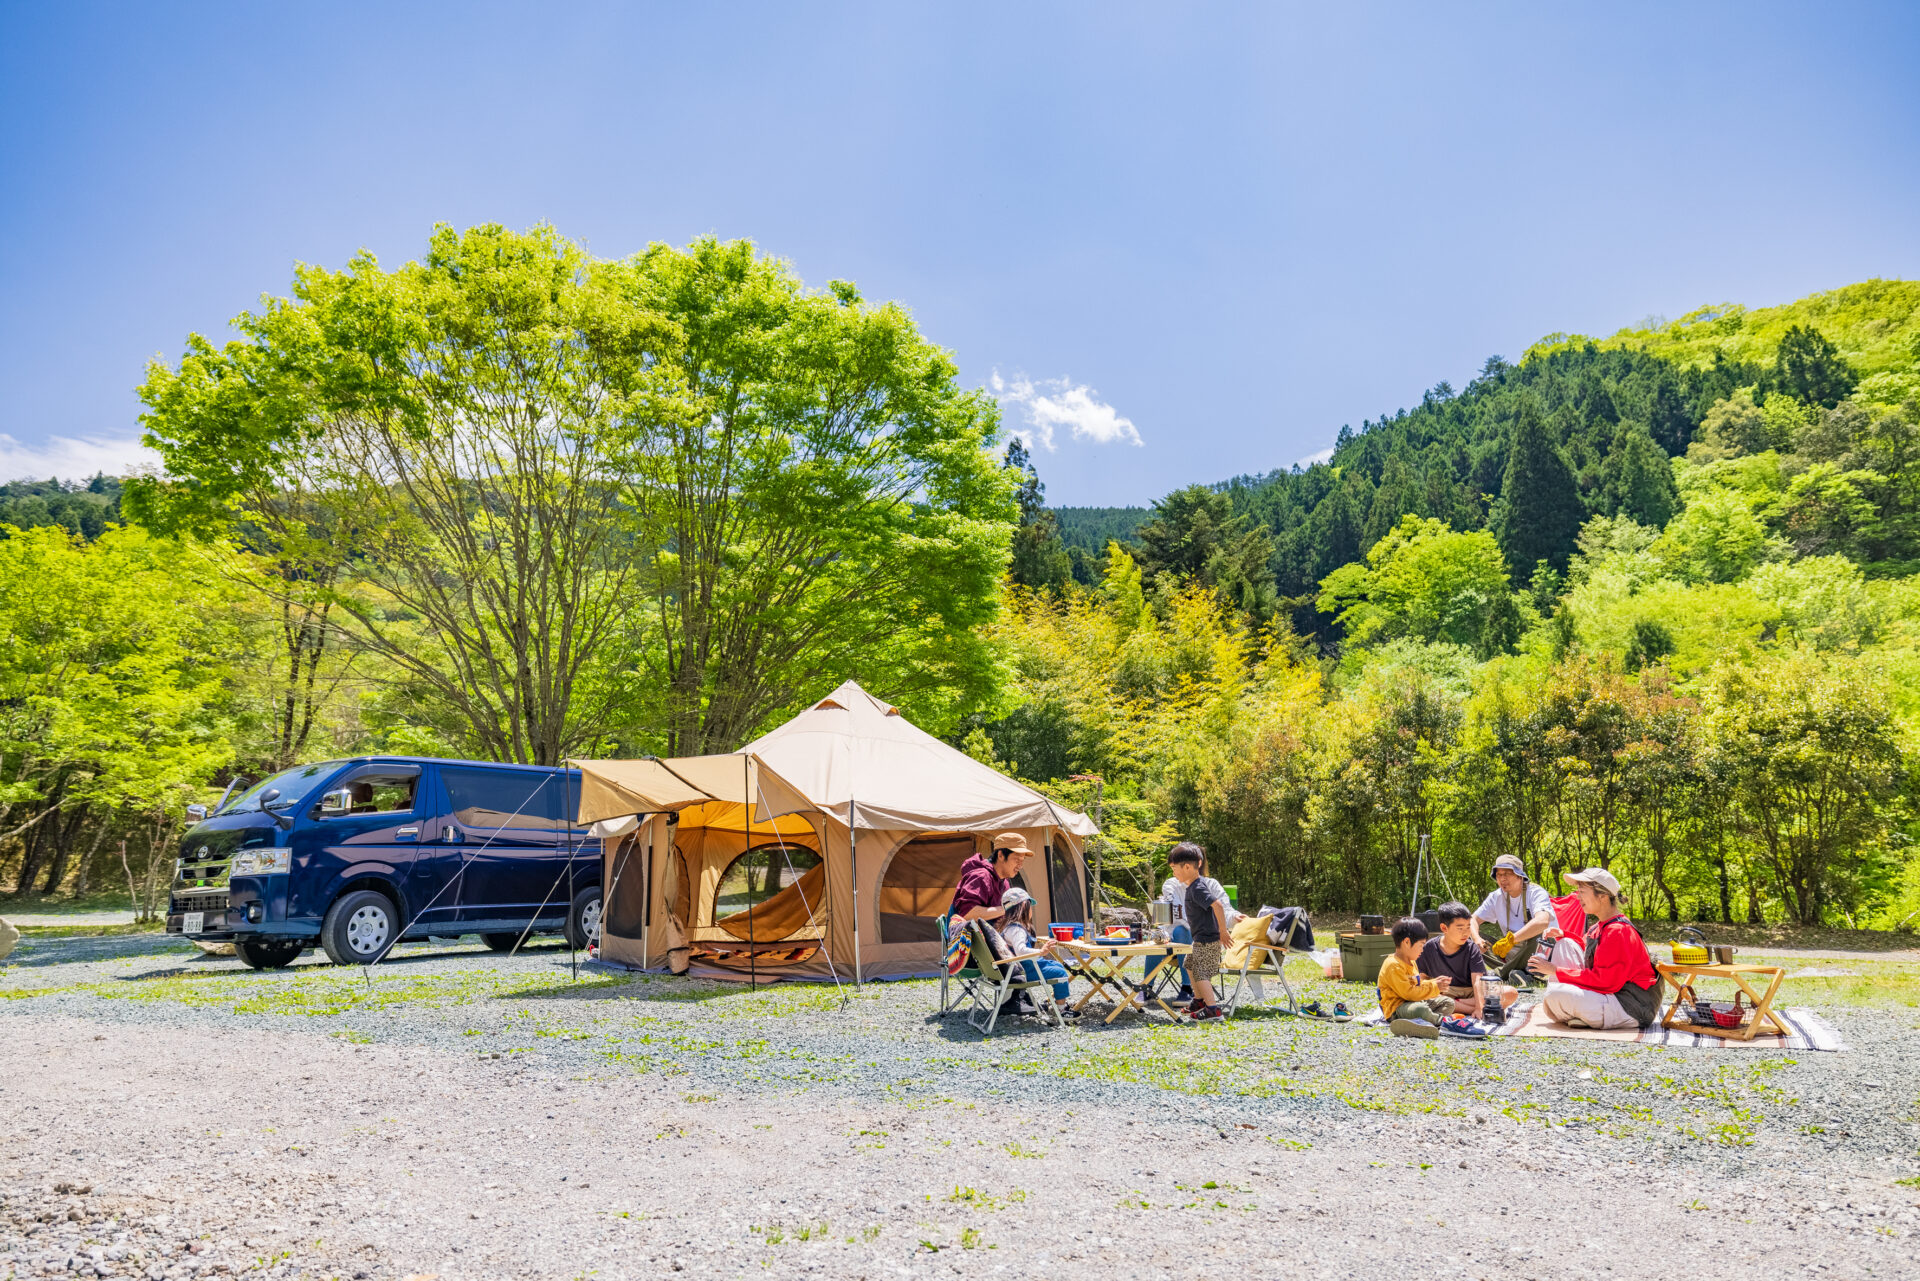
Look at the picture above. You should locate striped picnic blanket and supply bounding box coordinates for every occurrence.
[1354,1003,1847,1051]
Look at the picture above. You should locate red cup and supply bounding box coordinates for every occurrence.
[1051,925,1073,941]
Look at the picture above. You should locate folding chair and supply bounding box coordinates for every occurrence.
[966,922,1066,1036]
[1222,942,1298,1016]
[1222,907,1311,1017]
[938,914,991,1019]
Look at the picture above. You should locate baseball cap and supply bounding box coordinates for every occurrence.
[991,831,1033,856]
[1564,867,1622,897]
[1000,887,1034,911]
[1491,854,1527,878]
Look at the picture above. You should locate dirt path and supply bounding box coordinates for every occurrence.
[4,1011,1914,1281]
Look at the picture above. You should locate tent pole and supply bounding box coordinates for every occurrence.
[747,755,758,989]
[849,797,863,986]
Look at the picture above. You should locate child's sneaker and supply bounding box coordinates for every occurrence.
[1438,1015,1489,1038]
[1189,1004,1226,1021]
[1389,1018,1440,1039]
[1177,985,1194,1004]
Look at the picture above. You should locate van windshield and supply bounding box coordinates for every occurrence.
[223,761,346,814]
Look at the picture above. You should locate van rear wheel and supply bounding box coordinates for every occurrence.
[234,939,303,970]
[480,932,523,953]
[321,890,399,965]
[565,885,602,950]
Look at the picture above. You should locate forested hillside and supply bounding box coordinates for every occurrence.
[989,279,1920,933]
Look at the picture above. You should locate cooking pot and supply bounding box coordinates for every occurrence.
[1149,901,1174,928]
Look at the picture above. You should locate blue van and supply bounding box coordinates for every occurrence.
[165,756,602,970]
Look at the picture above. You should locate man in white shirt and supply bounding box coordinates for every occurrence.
[1472,854,1553,986]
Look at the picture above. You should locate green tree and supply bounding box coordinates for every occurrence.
[1492,395,1583,582]
[1705,652,1901,925]
[1770,324,1858,409]
[136,226,1016,762]
[1598,422,1679,527]
[1133,484,1276,619]
[1004,438,1072,592]
[1316,515,1520,660]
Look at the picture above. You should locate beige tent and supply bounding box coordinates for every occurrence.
[575,680,1098,983]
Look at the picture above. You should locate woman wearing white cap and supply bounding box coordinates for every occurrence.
[1532,868,1663,1030]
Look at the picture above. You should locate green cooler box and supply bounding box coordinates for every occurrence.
[1338,931,1396,987]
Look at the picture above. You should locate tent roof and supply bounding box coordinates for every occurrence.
[570,680,1097,837]
[743,680,1098,836]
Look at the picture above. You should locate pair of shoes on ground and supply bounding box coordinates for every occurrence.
[1299,1000,1352,1022]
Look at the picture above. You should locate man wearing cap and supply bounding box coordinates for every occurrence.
[1471,855,1554,986]
[1533,867,1662,1030]
[948,832,1036,924]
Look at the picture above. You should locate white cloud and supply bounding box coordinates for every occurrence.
[0,433,156,483]
[1295,446,1334,469]
[990,373,1142,451]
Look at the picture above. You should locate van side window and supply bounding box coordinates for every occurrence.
[441,767,567,830]
[316,766,420,818]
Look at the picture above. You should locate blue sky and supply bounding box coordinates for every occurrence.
[3,3,1917,506]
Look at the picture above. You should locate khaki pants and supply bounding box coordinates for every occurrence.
[1393,996,1456,1025]
[1539,981,1637,1030]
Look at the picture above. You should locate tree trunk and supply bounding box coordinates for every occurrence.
[72,819,110,899]
[39,803,90,895]
[118,840,138,922]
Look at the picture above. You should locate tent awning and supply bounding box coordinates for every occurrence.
[568,753,813,827]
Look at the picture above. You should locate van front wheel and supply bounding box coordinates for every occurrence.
[565,886,602,950]
[234,939,303,970]
[321,890,399,966]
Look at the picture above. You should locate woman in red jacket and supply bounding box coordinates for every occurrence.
[1531,867,1661,1029]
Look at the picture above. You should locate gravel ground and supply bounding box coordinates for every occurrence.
[5,932,1919,1281]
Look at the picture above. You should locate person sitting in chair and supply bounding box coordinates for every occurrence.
[947,832,1035,925]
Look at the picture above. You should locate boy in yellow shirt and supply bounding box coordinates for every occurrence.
[1379,917,1471,1039]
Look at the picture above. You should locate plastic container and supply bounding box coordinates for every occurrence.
[1050,925,1074,942]
[1338,931,1397,986]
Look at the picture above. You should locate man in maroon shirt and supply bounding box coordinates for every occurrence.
[947,832,1035,924]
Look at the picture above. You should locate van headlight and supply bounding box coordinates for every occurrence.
[231,849,291,876]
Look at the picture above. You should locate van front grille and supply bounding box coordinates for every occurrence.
[171,891,230,914]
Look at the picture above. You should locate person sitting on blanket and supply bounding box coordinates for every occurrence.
[1381,917,1487,1039]
[948,832,1036,925]
[1472,854,1555,987]
[1531,867,1662,1030]
[998,887,1073,1014]
[1417,901,1517,1019]
[1166,842,1229,1022]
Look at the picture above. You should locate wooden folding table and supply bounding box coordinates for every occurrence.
[1053,938,1191,1024]
[1655,961,1788,1041]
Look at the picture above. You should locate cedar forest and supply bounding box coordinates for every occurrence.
[2,228,1917,933]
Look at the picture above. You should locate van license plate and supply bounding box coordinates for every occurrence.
[182,912,204,934]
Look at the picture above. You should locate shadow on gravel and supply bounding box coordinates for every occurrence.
[7,933,199,968]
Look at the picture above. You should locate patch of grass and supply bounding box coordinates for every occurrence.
[1002,1141,1045,1159]
[81,965,634,1018]
[944,1186,1026,1212]
[960,1227,983,1250]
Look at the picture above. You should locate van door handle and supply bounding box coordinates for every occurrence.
[442,825,461,844]
[396,827,419,841]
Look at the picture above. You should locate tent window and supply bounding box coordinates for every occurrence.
[716,845,824,916]
[604,833,646,937]
[878,834,978,943]
[1047,842,1085,924]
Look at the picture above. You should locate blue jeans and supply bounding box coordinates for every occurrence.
[1172,923,1193,988]
[1020,958,1071,1001]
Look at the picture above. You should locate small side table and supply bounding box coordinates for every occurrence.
[1655,961,1788,1041]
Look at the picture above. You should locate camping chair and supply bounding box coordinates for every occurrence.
[937,913,991,1019]
[1222,906,1311,1017]
[965,922,1066,1036]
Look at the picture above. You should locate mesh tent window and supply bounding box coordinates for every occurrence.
[714,844,825,916]
[878,834,981,943]
[1047,841,1086,924]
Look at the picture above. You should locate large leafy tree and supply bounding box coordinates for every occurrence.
[1493,395,1584,581]
[1770,324,1857,409]
[616,238,1014,753]
[1316,515,1520,659]
[136,225,1014,763]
